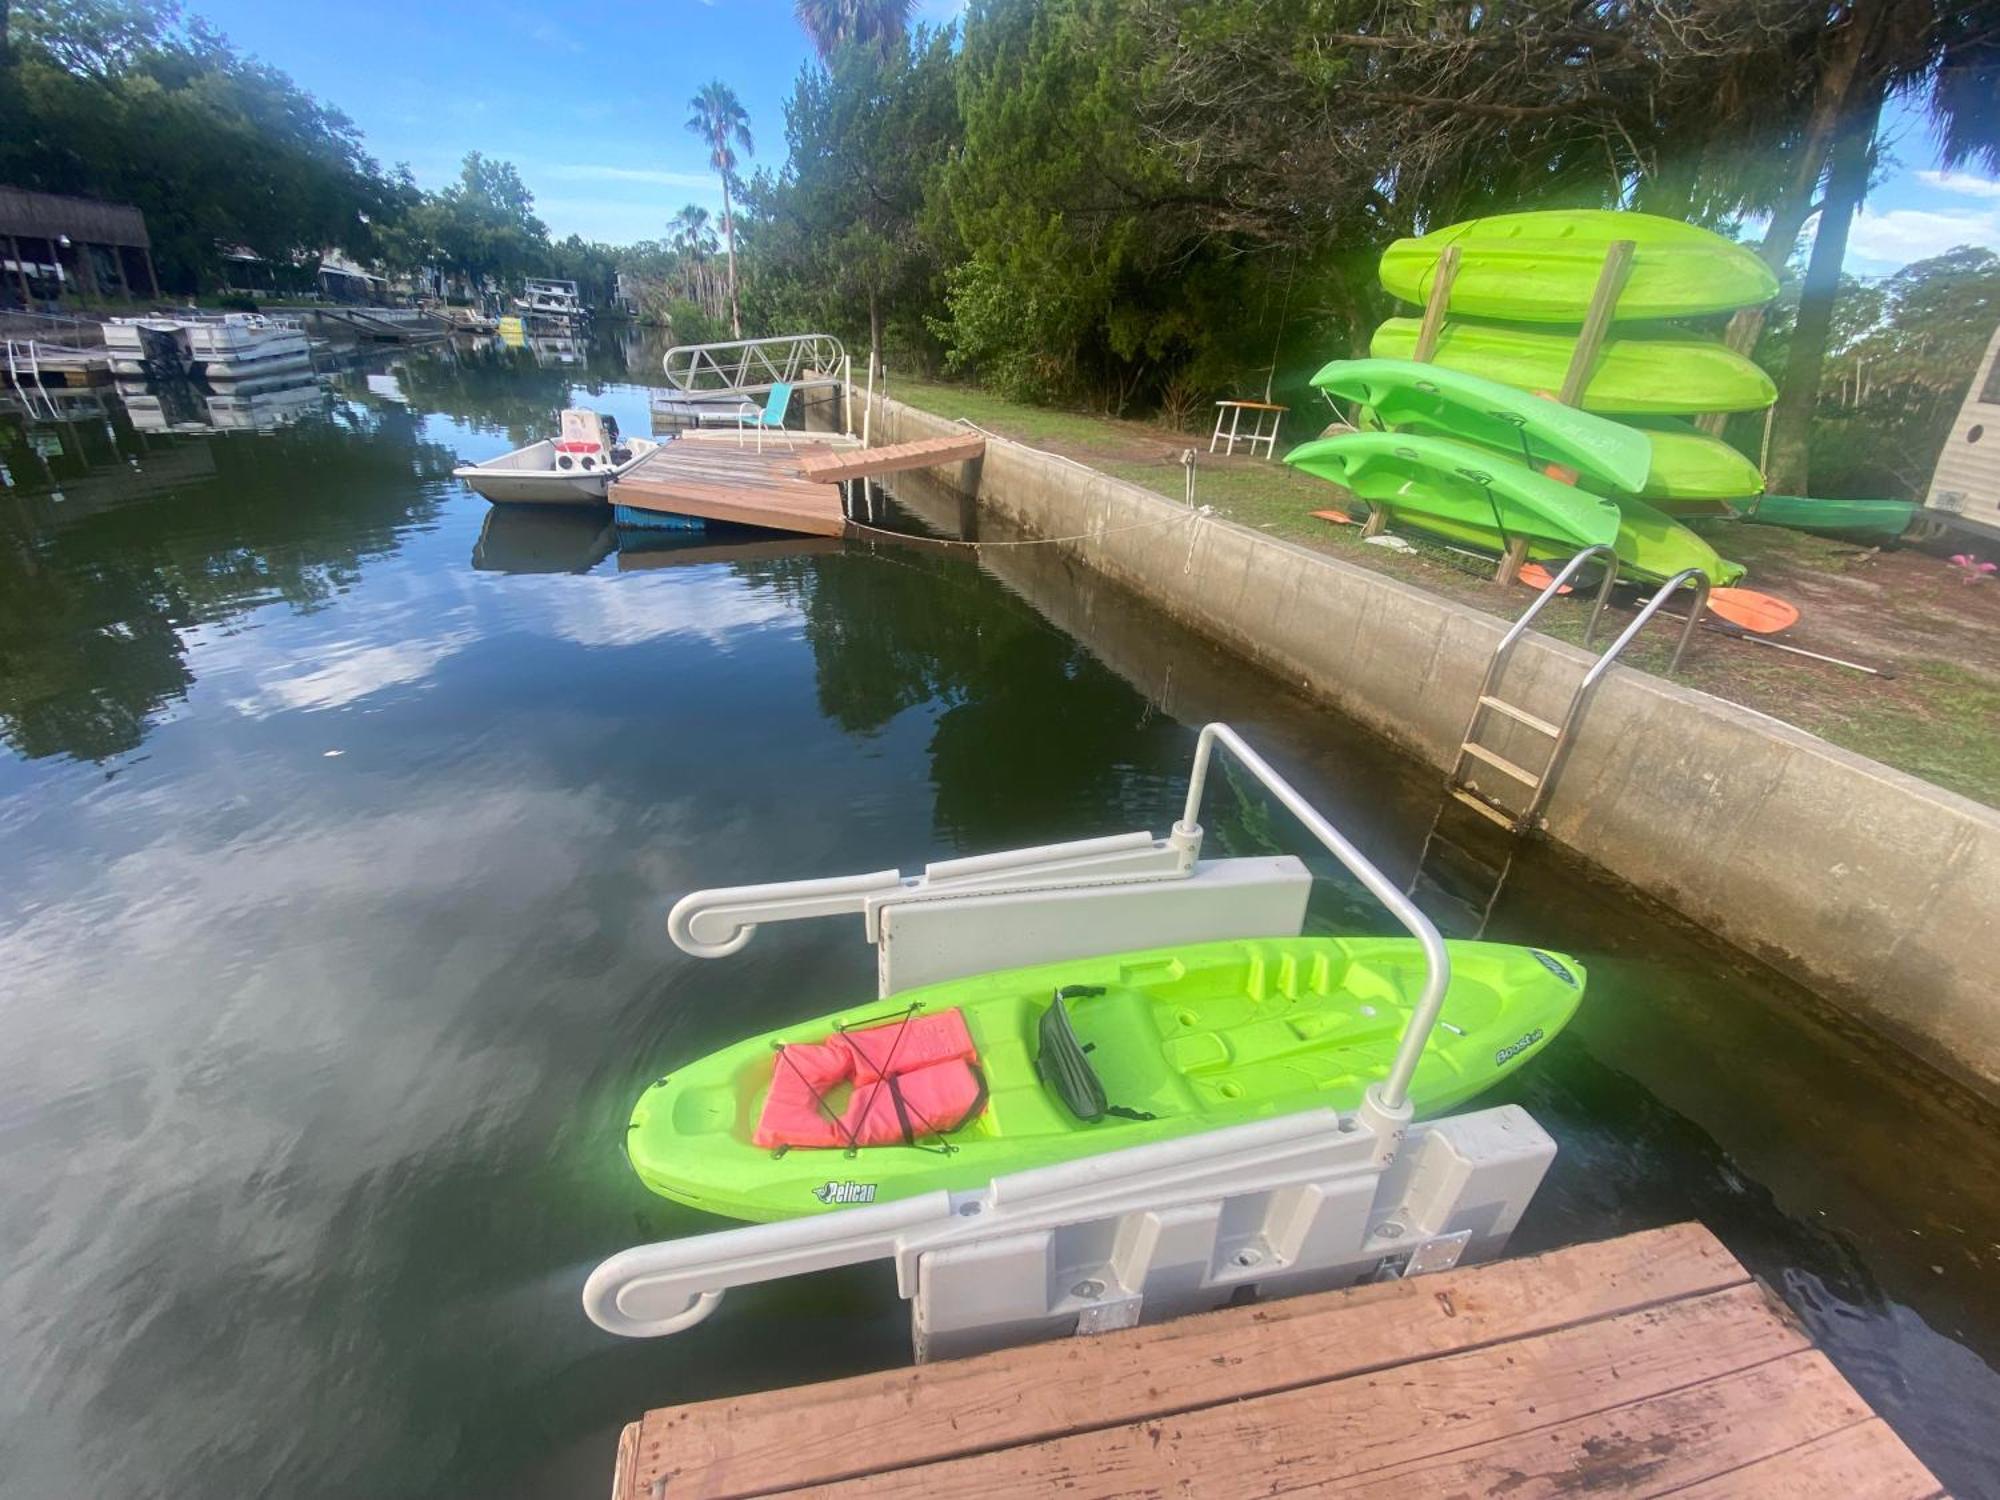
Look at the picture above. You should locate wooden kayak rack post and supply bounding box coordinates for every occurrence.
[1372,238,1637,587]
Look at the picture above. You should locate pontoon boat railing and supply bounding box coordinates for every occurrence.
[661,333,848,397]
[1173,724,1449,1115]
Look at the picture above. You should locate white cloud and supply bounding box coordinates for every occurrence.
[539,164,717,190]
[1845,205,2000,265]
[249,632,476,713]
[530,572,797,648]
[1916,170,2000,200]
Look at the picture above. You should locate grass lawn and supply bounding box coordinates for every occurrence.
[888,374,2000,808]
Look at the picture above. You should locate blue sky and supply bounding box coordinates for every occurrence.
[197,1,1996,275]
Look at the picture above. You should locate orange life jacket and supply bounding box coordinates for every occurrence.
[754,1009,986,1150]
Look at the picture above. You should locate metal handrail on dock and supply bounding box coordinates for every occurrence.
[660,332,848,396]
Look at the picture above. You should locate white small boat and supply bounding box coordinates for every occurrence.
[452,409,658,506]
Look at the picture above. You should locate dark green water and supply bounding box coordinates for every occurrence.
[3,334,1998,1498]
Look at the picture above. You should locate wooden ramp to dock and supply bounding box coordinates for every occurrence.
[608,431,860,538]
[796,432,986,484]
[608,1223,1942,1500]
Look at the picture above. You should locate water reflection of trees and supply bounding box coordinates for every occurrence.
[379,329,670,448]
[748,546,1196,849]
[0,400,457,762]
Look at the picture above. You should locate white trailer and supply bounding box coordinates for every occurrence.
[1926,320,2000,541]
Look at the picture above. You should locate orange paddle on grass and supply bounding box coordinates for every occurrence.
[1514,562,1574,595]
[1706,587,1799,634]
[1311,508,1356,526]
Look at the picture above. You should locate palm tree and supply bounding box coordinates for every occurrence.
[794,0,912,61]
[686,81,752,338]
[668,203,716,312]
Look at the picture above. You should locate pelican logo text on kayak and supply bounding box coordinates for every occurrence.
[1494,1030,1545,1068]
[813,1181,878,1205]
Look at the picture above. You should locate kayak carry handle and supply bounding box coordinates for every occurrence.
[1175,723,1450,1116]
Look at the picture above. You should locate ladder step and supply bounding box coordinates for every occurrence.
[1460,742,1543,787]
[1449,786,1520,829]
[1477,696,1561,737]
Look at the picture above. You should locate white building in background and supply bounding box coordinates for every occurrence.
[1928,321,2000,542]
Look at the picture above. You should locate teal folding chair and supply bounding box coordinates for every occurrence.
[705,381,795,453]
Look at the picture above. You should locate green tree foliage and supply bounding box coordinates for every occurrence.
[748,26,959,374]
[402,152,551,292]
[3,0,393,290]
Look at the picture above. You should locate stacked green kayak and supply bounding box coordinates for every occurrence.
[1285,429,1621,554]
[1618,417,1766,506]
[1370,318,1776,417]
[1314,358,1652,494]
[1380,210,1779,324]
[1305,358,1746,583]
[1342,209,1787,577]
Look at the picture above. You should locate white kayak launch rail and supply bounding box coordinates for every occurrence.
[594,723,1539,1362]
[585,1103,1556,1361]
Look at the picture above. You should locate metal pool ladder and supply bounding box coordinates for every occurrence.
[1451,546,1711,833]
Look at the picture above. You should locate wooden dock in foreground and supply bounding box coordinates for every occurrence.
[607,1223,1941,1499]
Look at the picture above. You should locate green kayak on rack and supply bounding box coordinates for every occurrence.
[1379,209,1779,324]
[1607,493,1746,585]
[1284,430,1621,553]
[1613,417,1766,504]
[1286,430,1741,585]
[1371,317,1779,416]
[624,935,1586,1222]
[1312,357,1652,494]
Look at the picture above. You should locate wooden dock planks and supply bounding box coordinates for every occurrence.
[795,433,986,484]
[607,431,859,538]
[606,1223,1944,1500]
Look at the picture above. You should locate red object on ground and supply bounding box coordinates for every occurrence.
[1311,508,1355,526]
[755,1009,986,1149]
[1708,587,1800,634]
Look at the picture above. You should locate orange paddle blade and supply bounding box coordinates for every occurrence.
[1311,508,1355,526]
[1708,587,1799,634]
[1515,563,1573,595]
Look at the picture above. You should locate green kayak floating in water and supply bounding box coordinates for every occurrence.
[626,935,1586,1222]
[1285,430,1621,553]
[1372,317,1778,416]
[1380,210,1779,324]
[1742,494,1916,542]
[1312,357,1652,495]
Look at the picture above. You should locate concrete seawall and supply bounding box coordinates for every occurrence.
[854,391,2000,1100]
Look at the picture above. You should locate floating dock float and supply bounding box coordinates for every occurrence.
[606,1222,1940,1500]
